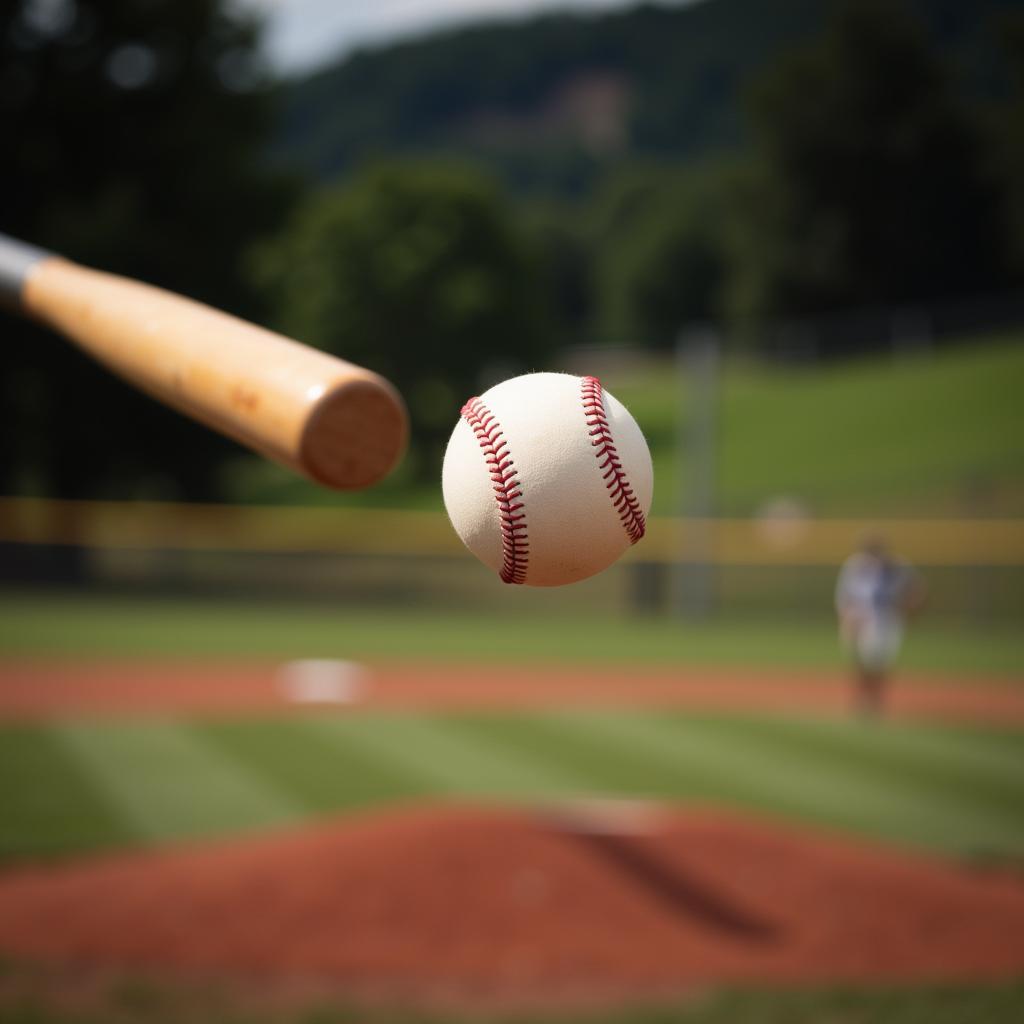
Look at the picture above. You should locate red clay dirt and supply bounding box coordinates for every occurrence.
[0,803,1023,1009]
[0,659,1022,723]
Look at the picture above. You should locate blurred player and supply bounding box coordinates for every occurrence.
[835,534,927,718]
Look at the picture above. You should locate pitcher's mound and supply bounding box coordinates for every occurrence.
[1,803,1023,1008]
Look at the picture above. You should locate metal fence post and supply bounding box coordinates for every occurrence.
[672,326,720,619]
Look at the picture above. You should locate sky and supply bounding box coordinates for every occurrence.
[237,0,694,75]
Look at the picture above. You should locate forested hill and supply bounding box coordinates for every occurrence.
[276,0,1023,193]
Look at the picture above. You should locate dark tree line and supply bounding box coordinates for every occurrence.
[537,2,1024,349]
[731,0,1010,324]
[279,0,1024,193]
[1,0,294,501]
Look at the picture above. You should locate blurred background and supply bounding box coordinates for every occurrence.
[1,3,1024,1019]
[1,0,1022,638]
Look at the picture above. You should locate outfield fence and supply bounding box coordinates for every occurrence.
[1,497,1023,564]
[1,497,1022,618]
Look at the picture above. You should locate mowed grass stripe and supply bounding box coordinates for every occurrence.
[548,712,1024,852]
[53,720,302,843]
[0,725,136,862]
[941,724,1024,759]
[677,715,1024,853]
[304,714,589,798]
[190,717,435,812]
[433,713,734,800]
[671,714,1024,852]
[710,715,1024,817]
[887,723,1024,781]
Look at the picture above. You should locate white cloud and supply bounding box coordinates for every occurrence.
[236,0,692,74]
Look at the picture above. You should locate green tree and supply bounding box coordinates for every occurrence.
[523,203,593,351]
[253,163,553,478]
[585,162,728,347]
[991,14,1024,277]
[728,0,1007,329]
[0,0,295,501]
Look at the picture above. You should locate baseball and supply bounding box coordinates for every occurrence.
[442,372,653,587]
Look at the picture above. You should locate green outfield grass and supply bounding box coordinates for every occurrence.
[2,709,1021,865]
[1,593,1021,675]
[1,974,1023,1024]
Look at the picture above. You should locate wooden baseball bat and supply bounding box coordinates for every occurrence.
[0,234,408,490]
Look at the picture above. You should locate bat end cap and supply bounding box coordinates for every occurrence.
[301,377,409,490]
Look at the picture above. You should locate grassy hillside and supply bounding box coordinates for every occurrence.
[611,337,1024,517]
[228,338,1024,519]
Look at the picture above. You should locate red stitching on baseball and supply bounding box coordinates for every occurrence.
[581,375,646,544]
[461,397,529,584]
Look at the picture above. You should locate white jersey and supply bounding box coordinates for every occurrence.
[835,553,917,670]
[835,553,915,623]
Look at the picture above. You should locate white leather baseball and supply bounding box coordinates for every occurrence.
[442,372,653,587]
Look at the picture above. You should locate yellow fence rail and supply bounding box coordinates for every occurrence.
[1,497,1023,566]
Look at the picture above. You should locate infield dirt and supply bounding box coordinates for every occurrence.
[0,803,1023,1010]
[1,660,1022,722]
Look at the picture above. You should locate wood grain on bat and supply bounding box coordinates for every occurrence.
[21,258,407,489]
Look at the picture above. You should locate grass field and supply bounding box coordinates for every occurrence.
[1,973,1023,1024]
[2,709,1022,866]
[1,969,1022,1024]
[1,593,1022,675]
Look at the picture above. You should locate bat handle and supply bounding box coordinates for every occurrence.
[0,235,49,309]
[0,234,409,490]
